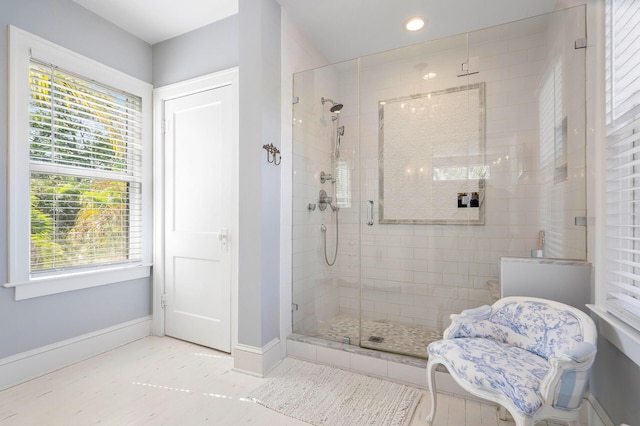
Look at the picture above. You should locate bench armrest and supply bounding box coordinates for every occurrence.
[443,305,503,340]
[539,342,597,410]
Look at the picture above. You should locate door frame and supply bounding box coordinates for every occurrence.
[151,68,239,353]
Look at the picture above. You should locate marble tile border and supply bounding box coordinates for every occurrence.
[288,333,427,368]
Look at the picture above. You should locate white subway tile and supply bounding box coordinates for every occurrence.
[349,353,388,377]
[287,340,317,361]
[388,362,428,387]
[317,346,351,369]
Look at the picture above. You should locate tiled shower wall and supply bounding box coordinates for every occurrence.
[292,7,586,336]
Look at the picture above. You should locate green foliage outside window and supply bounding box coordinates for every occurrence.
[29,64,140,273]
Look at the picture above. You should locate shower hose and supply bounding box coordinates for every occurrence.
[322,209,339,266]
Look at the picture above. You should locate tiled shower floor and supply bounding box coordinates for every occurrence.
[311,314,442,359]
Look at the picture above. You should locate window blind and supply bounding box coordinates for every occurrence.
[606,0,640,134]
[606,120,640,330]
[28,60,144,273]
[604,0,640,331]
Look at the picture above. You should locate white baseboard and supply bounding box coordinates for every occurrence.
[586,392,614,426]
[0,316,152,391]
[233,338,282,377]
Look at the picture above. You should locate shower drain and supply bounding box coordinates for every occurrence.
[368,336,384,343]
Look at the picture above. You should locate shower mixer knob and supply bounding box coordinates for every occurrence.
[320,171,334,184]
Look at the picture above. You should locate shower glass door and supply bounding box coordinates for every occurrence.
[291,60,361,345]
[291,6,586,360]
[358,34,475,357]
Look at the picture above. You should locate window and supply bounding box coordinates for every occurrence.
[29,61,144,272]
[605,0,640,133]
[603,0,640,332]
[6,27,152,299]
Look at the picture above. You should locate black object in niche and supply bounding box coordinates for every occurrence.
[458,192,480,208]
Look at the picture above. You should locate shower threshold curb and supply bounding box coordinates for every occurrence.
[288,333,474,397]
[288,333,428,369]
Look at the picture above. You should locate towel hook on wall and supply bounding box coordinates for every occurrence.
[263,143,281,166]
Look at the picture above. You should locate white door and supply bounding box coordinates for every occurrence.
[163,85,233,352]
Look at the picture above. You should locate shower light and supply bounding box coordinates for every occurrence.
[404,17,425,32]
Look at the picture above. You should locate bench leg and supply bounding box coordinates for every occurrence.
[425,360,438,424]
[499,405,507,420]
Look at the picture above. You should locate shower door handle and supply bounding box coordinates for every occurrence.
[366,200,374,226]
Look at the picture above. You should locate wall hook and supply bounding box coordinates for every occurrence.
[263,143,281,166]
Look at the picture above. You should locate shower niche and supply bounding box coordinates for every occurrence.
[291,6,587,359]
[379,83,486,224]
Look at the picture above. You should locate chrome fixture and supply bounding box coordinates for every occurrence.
[320,171,334,184]
[321,97,343,113]
[319,97,345,268]
[318,189,338,212]
[321,218,339,266]
[318,190,329,211]
[322,98,346,158]
[319,189,339,266]
[366,200,374,226]
[262,143,281,165]
[308,203,316,211]
[336,125,345,158]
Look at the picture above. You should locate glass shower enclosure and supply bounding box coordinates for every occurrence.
[291,6,587,359]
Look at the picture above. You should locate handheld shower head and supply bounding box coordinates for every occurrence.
[321,97,344,113]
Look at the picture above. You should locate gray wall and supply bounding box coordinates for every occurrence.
[152,0,281,349]
[257,0,282,345]
[0,0,153,359]
[591,334,640,424]
[152,15,239,87]
[237,0,281,348]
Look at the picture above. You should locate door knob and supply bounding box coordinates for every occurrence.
[218,228,228,251]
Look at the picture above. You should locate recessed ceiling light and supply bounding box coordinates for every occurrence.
[404,17,425,32]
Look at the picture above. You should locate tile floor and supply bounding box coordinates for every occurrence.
[0,336,599,425]
[312,314,442,359]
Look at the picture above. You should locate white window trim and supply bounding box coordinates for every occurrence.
[589,0,640,367]
[4,26,153,300]
[588,304,640,367]
[592,116,640,368]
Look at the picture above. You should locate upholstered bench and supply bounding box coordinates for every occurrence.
[426,297,597,426]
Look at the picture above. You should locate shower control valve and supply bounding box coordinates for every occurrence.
[320,171,334,184]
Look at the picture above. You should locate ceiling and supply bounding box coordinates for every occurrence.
[71,0,238,45]
[276,0,559,63]
[72,0,569,62]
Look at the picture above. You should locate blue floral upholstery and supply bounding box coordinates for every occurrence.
[429,338,549,416]
[448,300,585,360]
[426,297,597,426]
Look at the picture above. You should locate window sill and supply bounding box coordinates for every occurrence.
[3,264,151,300]
[587,304,640,368]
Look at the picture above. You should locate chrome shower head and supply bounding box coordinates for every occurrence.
[321,97,344,113]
